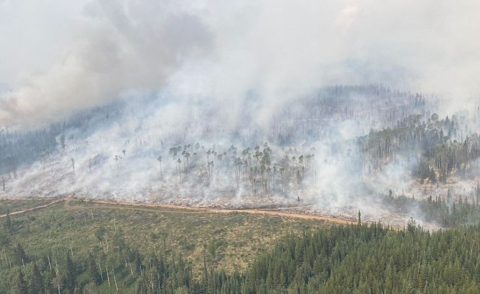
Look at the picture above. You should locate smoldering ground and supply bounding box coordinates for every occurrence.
[0,86,445,231]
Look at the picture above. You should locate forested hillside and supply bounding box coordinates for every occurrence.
[233,221,480,294]
[0,86,438,207]
[0,199,327,293]
[3,200,480,293]
[361,111,480,183]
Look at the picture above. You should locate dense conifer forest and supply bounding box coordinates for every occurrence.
[4,211,480,294]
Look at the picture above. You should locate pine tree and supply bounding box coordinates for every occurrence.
[5,209,12,233]
[31,263,44,294]
[14,243,28,266]
[60,134,66,150]
[136,277,147,294]
[476,183,480,206]
[65,253,76,291]
[16,270,28,294]
[87,253,100,285]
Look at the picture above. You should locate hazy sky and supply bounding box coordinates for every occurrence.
[0,0,88,83]
[1,0,480,125]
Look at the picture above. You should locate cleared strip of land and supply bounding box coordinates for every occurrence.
[0,196,354,225]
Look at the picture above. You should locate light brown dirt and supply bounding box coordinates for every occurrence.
[0,196,354,225]
[0,198,64,218]
[88,199,354,225]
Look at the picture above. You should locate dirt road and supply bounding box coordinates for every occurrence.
[0,196,354,225]
[0,199,64,218]
[84,199,354,225]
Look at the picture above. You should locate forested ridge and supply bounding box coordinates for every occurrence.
[0,85,427,182]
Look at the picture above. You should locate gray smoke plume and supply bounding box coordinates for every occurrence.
[1,0,480,230]
[2,0,480,126]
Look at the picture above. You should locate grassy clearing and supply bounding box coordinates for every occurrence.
[3,199,329,278]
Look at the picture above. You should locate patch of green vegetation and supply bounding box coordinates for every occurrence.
[0,199,329,293]
[369,127,408,142]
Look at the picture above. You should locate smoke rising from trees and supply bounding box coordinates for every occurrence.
[1,0,480,228]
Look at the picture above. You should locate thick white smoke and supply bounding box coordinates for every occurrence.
[1,0,479,230]
[1,0,480,126]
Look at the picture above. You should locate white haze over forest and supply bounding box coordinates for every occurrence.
[1,0,480,228]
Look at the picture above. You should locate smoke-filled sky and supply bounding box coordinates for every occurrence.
[1,0,480,126]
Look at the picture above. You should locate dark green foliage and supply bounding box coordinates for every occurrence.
[14,243,28,266]
[360,113,480,183]
[87,253,101,285]
[5,210,12,234]
[94,224,106,241]
[5,196,480,293]
[30,263,44,294]
[60,134,66,150]
[65,254,76,292]
[7,223,480,293]
[0,199,330,293]
[16,270,28,294]
[229,223,480,293]
[383,192,480,227]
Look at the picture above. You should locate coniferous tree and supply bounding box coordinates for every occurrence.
[16,270,28,294]
[5,209,12,233]
[65,254,76,292]
[87,253,101,285]
[14,243,28,266]
[31,263,44,294]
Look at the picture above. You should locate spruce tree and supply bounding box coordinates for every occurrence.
[16,270,28,294]
[65,254,76,291]
[30,263,44,294]
[5,209,12,233]
[14,243,28,266]
[87,253,100,285]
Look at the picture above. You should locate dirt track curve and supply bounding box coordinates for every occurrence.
[0,199,64,218]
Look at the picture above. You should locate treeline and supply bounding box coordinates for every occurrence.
[383,185,480,228]
[6,221,480,293]
[360,112,480,182]
[0,127,59,178]
[234,222,480,293]
[0,101,124,180]
[0,226,199,293]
